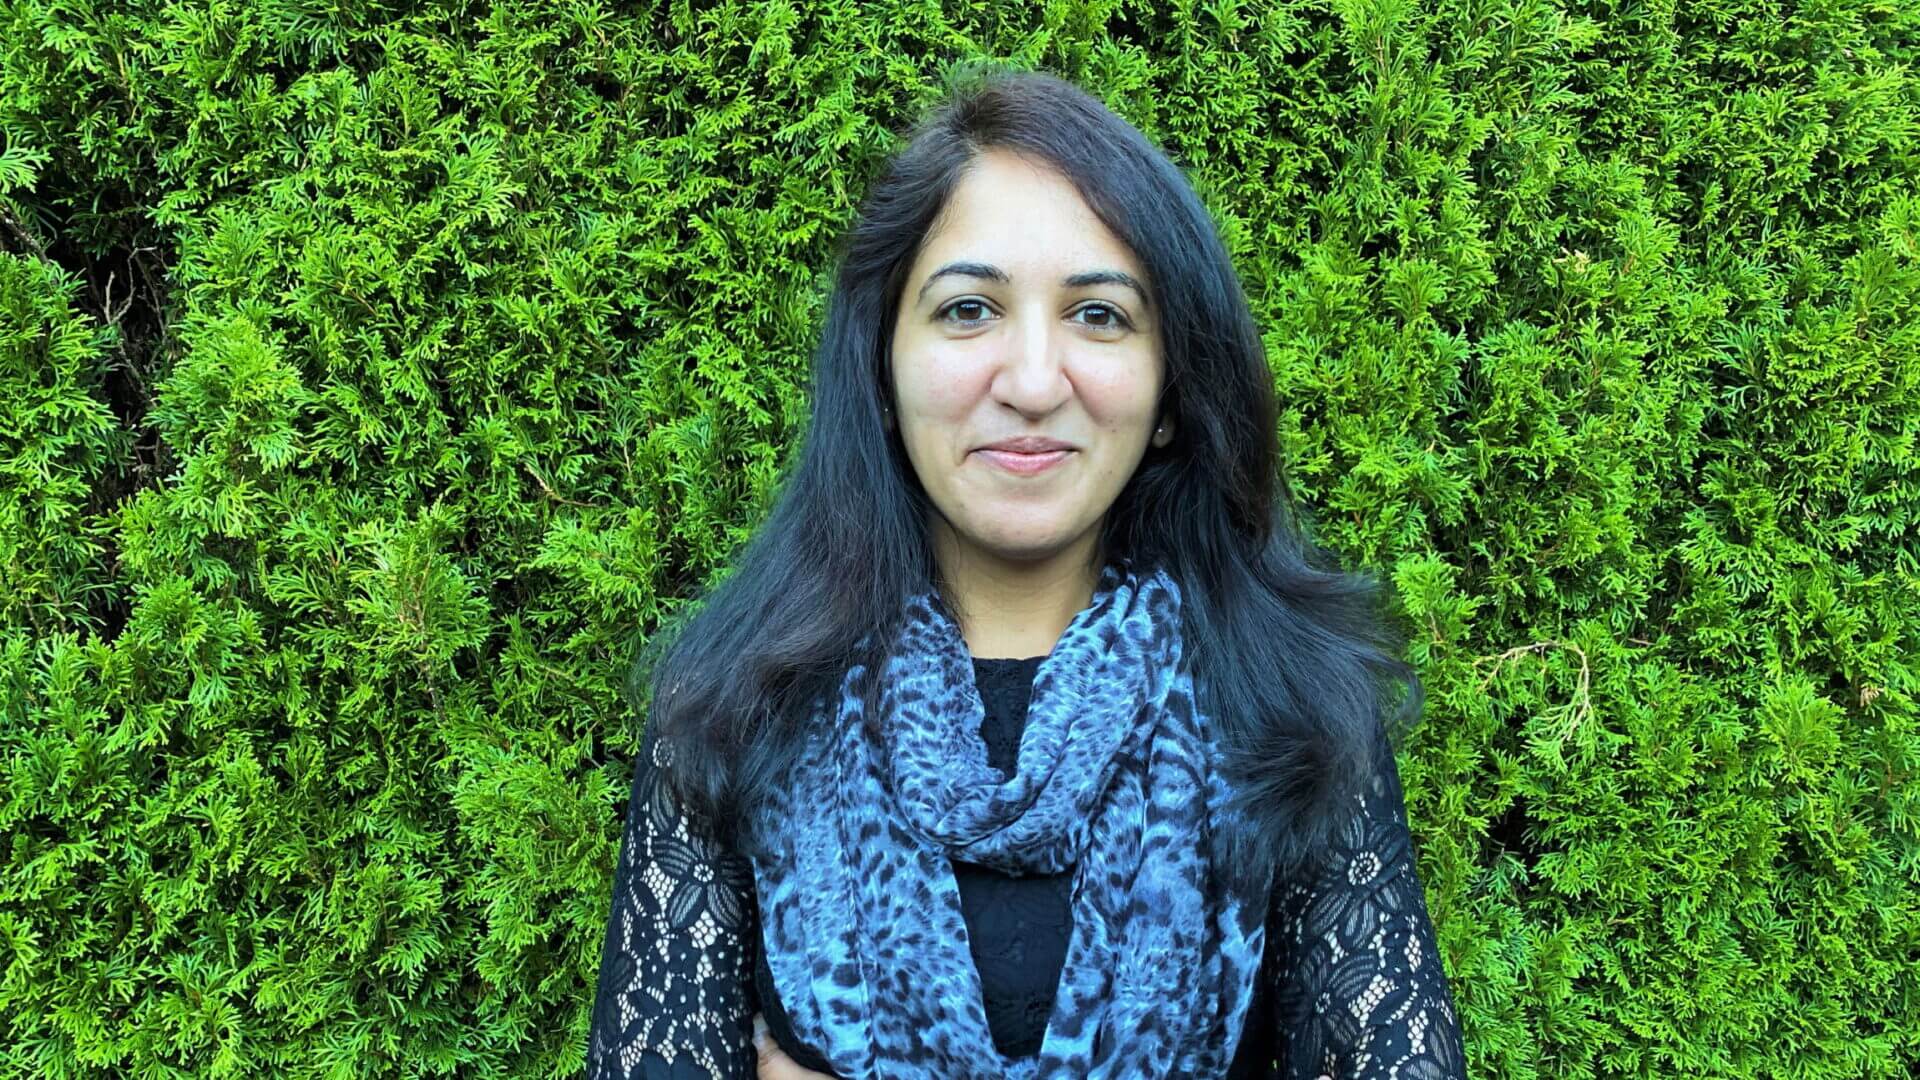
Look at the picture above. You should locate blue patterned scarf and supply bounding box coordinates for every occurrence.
[746,556,1266,1079]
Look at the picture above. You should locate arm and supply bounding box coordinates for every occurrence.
[1266,723,1467,1079]
[585,722,760,1079]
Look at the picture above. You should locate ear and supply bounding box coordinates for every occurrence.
[1152,414,1175,447]
[881,355,899,432]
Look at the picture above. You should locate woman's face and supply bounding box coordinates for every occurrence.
[889,148,1172,569]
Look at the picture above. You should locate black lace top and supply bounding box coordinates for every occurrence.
[584,655,1466,1078]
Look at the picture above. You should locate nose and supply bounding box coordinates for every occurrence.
[992,310,1072,418]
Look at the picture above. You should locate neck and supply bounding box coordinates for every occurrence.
[931,521,1104,660]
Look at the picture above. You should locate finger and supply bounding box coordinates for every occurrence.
[752,1013,786,1074]
[756,1040,800,1077]
[751,1012,835,1079]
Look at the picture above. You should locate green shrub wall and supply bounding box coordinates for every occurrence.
[3,0,1916,1076]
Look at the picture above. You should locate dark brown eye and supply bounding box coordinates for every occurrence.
[1076,303,1133,331]
[939,299,993,325]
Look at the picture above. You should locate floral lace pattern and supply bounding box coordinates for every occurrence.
[585,727,758,1079]
[1266,723,1468,1079]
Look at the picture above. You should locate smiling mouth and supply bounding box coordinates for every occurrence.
[975,448,1073,475]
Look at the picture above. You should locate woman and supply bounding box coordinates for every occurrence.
[585,67,1466,1080]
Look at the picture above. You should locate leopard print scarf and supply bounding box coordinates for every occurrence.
[746,556,1266,1079]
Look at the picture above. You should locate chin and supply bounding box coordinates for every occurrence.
[966,527,1076,560]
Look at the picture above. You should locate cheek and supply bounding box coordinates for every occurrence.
[1069,360,1160,433]
[897,346,992,419]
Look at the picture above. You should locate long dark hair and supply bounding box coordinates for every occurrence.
[626,64,1425,899]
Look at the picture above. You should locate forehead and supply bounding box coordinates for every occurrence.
[915,149,1144,276]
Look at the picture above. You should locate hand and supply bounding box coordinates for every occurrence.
[752,1012,836,1079]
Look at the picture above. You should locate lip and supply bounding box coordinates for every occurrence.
[977,436,1076,454]
[974,448,1073,475]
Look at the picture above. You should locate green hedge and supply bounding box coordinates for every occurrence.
[3,0,1916,1076]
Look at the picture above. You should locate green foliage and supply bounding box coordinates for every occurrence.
[2,0,1916,1076]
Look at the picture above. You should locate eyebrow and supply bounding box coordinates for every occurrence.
[914,261,1151,310]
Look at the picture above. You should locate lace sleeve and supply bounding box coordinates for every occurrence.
[1267,724,1467,1079]
[584,722,759,1079]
